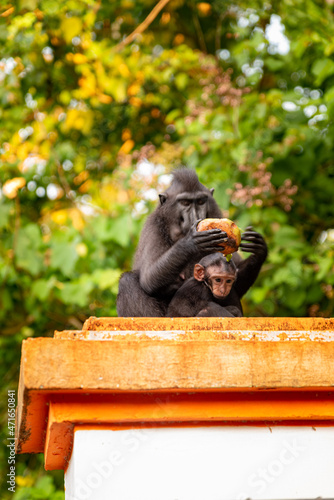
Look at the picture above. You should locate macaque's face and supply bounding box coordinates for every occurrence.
[160,191,210,243]
[194,261,236,299]
[207,266,235,298]
[172,192,210,239]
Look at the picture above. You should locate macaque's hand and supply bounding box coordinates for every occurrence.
[240,226,268,262]
[185,220,228,254]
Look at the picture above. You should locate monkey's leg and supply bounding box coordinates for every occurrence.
[117,271,166,317]
[224,305,243,317]
[197,302,237,317]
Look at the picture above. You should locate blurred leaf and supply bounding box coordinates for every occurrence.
[31,277,56,301]
[15,225,43,276]
[35,476,55,496]
[315,256,333,280]
[57,277,94,307]
[312,58,334,85]
[250,287,268,304]
[272,226,303,249]
[0,203,11,229]
[60,17,83,44]
[109,78,127,102]
[94,215,134,247]
[175,73,189,90]
[91,268,122,292]
[265,58,285,71]
[50,240,79,277]
[283,287,307,309]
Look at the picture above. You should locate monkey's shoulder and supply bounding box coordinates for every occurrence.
[133,212,171,269]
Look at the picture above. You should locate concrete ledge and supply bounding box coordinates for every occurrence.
[81,316,334,332]
[16,316,334,471]
[18,337,334,392]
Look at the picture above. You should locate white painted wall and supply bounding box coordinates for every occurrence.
[65,426,334,500]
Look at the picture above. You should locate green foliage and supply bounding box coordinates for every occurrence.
[1,0,334,496]
[13,474,64,499]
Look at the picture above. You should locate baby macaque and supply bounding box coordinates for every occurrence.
[167,253,243,317]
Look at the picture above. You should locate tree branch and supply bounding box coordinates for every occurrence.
[57,161,76,202]
[114,0,171,52]
[192,10,207,53]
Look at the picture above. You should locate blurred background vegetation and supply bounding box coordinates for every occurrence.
[1,0,334,496]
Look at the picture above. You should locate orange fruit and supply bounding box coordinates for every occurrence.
[197,218,241,255]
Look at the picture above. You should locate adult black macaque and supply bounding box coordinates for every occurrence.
[117,169,267,317]
[167,253,242,318]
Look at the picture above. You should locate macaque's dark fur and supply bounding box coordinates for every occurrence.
[133,169,221,291]
[117,169,267,317]
[167,253,242,318]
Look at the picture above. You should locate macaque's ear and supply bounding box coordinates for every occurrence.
[159,193,167,205]
[194,264,205,281]
[210,188,215,196]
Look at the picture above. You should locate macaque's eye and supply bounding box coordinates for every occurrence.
[180,200,191,207]
[197,198,206,206]
[215,278,221,283]
[226,279,233,284]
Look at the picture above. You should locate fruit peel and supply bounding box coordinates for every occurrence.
[197,218,241,256]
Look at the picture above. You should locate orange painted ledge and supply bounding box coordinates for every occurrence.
[15,316,334,472]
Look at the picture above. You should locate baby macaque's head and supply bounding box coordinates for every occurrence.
[194,253,237,299]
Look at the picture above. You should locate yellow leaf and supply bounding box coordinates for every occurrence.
[78,179,92,193]
[17,142,33,160]
[81,39,91,50]
[61,17,82,44]
[3,177,26,198]
[50,208,85,230]
[119,139,135,155]
[73,53,88,65]
[135,71,145,83]
[98,94,112,104]
[77,71,96,98]
[174,34,185,45]
[129,96,142,107]
[99,182,124,206]
[59,89,72,104]
[108,78,127,102]
[74,171,89,185]
[12,131,22,146]
[117,188,135,203]
[33,122,48,142]
[68,208,85,231]
[324,43,334,56]
[122,128,132,141]
[118,63,130,78]
[84,10,96,28]
[89,96,101,107]
[197,2,211,15]
[1,7,14,17]
[121,0,134,7]
[40,142,51,157]
[51,209,68,225]
[63,109,94,135]
[128,82,141,96]
[160,12,170,24]
[16,476,34,487]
